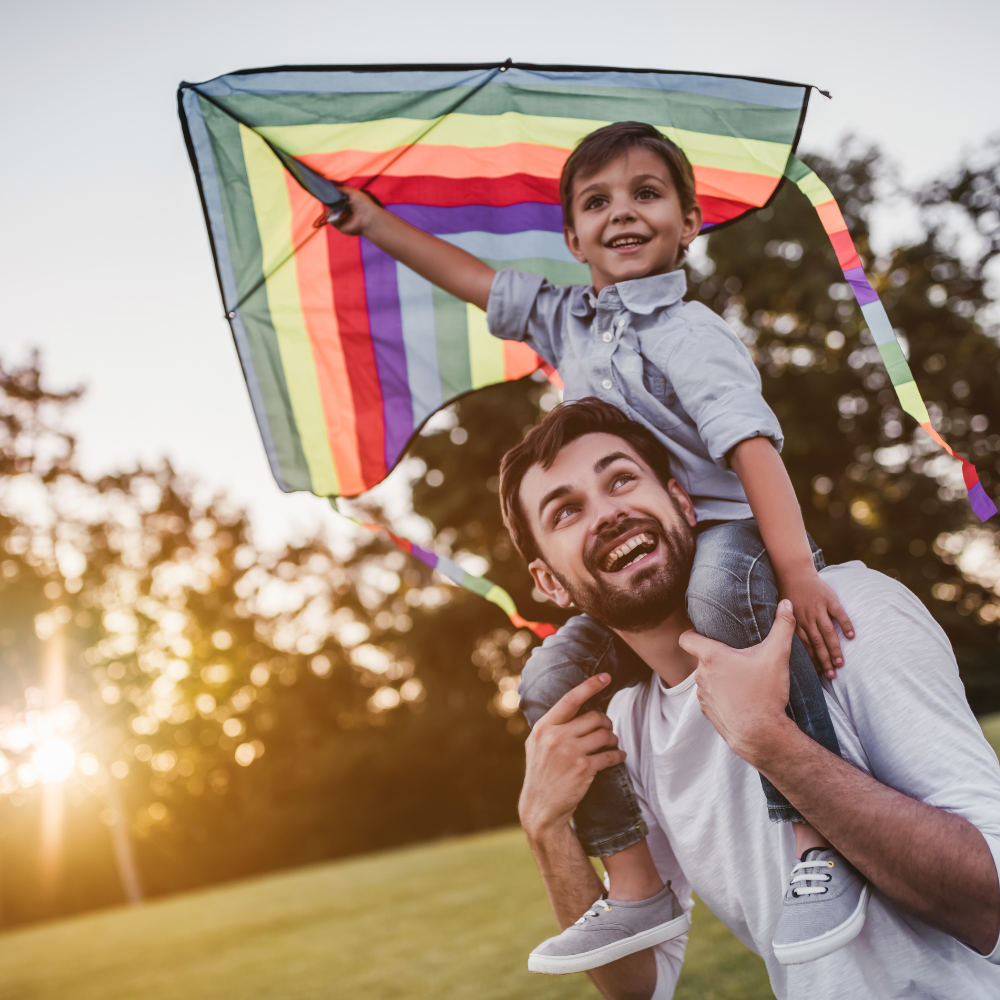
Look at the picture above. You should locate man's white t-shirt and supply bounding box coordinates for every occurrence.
[607,562,1000,999]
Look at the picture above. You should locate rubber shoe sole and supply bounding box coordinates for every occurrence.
[772,883,870,966]
[527,912,691,975]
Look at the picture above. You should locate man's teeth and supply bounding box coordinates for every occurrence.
[604,533,654,570]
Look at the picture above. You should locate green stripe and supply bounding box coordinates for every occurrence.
[483,258,593,286]
[431,285,472,398]
[240,125,340,496]
[785,156,833,206]
[877,341,914,388]
[467,305,504,388]
[213,83,801,145]
[462,575,495,598]
[200,98,312,491]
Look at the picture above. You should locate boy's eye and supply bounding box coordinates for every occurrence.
[636,187,659,201]
[584,195,608,211]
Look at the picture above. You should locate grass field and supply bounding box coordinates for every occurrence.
[2,713,998,1000]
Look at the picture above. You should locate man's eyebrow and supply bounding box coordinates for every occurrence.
[537,485,572,522]
[594,452,639,474]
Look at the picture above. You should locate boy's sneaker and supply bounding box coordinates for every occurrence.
[772,848,870,965]
[528,882,690,975]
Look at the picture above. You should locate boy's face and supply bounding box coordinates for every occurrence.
[563,148,703,292]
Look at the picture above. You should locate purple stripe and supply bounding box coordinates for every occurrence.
[409,544,440,569]
[844,266,879,306]
[359,239,414,469]
[968,481,998,523]
[391,202,564,234]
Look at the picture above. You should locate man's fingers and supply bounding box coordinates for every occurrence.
[564,710,614,737]
[588,749,627,773]
[678,629,731,661]
[764,599,797,659]
[579,729,618,755]
[539,674,613,727]
[831,602,856,641]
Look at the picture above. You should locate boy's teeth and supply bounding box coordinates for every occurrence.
[604,532,653,570]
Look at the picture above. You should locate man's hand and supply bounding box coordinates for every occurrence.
[519,673,626,840]
[780,568,855,678]
[679,599,798,764]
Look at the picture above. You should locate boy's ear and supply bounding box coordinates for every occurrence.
[679,202,704,253]
[528,558,574,608]
[564,225,590,264]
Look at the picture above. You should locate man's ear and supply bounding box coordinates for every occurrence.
[528,558,574,609]
[564,225,589,264]
[667,479,699,529]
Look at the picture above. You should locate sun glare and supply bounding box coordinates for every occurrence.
[33,739,76,783]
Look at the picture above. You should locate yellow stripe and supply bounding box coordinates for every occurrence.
[895,381,930,425]
[793,170,835,207]
[256,113,791,177]
[467,304,504,389]
[240,125,340,496]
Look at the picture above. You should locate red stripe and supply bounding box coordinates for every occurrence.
[325,228,387,488]
[698,194,754,227]
[350,173,560,207]
[828,229,863,271]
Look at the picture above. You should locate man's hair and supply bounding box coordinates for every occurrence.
[559,122,699,227]
[499,398,674,565]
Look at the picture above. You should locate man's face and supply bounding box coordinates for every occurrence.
[564,148,703,292]
[521,433,698,633]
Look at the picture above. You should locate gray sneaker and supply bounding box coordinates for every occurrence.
[528,882,690,975]
[772,848,870,965]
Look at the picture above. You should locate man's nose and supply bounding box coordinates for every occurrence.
[591,498,629,535]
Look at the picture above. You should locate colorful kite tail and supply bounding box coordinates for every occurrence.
[330,500,558,639]
[786,156,997,523]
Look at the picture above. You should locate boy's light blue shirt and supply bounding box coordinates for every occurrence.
[486,268,784,523]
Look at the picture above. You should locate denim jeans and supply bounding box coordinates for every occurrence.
[517,519,842,856]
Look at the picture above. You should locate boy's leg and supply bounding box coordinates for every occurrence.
[518,614,651,857]
[685,519,840,824]
[520,616,689,975]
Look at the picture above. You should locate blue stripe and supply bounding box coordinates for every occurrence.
[182,89,289,492]
[859,301,897,346]
[440,230,577,263]
[396,261,444,429]
[192,67,805,110]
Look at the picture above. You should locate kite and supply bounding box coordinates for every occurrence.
[178,61,996,636]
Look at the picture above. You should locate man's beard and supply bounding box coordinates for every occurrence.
[554,514,696,633]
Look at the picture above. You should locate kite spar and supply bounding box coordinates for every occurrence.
[178,62,995,635]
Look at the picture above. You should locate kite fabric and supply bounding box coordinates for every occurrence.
[178,62,995,636]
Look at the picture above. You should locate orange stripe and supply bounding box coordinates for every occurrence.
[919,422,956,456]
[693,165,779,208]
[815,199,849,235]
[503,340,542,381]
[284,176,366,496]
[299,143,571,181]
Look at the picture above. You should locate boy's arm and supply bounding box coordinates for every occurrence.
[333,187,495,310]
[729,436,854,676]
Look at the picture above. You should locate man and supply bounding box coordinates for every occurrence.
[501,398,1000,999]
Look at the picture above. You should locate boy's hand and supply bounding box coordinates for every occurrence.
[329,186,382,237]
[779,569,855,679]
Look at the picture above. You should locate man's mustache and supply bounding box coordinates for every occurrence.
[584,516,664,577]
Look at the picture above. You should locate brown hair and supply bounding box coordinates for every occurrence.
[499,398,674,565]
[559,122,699,227]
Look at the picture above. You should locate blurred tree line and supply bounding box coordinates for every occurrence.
[1,139,999,929]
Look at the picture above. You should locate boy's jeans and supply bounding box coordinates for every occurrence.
[517,518,841,857]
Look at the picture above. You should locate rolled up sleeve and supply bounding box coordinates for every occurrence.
[486,269,567,368]
[652,309,783,468]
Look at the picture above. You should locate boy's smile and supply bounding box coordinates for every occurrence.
[563,148,702,293]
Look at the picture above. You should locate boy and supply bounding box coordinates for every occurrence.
[332,122,861,971]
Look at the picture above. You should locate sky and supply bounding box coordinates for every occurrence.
[2,0,999,549]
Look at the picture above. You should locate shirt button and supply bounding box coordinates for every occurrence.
[617,317,627,330]
[602,331,613,343]
[602,379,613,390]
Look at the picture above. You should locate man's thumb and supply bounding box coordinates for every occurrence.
[766,600,797,651]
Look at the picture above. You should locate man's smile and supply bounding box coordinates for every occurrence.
[592,524,662,575]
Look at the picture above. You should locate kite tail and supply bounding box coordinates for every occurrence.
[785,156,997,523]
[330,500,558,640]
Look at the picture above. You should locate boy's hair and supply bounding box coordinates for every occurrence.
[559,122,699,227]
[499,397,674,565]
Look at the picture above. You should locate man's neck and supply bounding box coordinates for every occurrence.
[612,607,699,688]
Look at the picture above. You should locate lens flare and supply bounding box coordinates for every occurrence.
[33,739,76,783]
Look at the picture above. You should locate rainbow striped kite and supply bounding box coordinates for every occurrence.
[178,62,995,634]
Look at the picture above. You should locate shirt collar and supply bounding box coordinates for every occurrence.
[569,269,688,319]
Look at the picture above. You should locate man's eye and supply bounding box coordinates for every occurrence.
[553,505,576,524]
[612,473,635,489]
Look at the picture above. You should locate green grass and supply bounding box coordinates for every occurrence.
[2,716,997,1000]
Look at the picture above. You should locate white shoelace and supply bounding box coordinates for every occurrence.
[574,899,613,926]
[788,858,835,897]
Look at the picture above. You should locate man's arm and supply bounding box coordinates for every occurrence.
[333,186,495,309]
[682,601,1000,955]
[519,673,660,1000]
